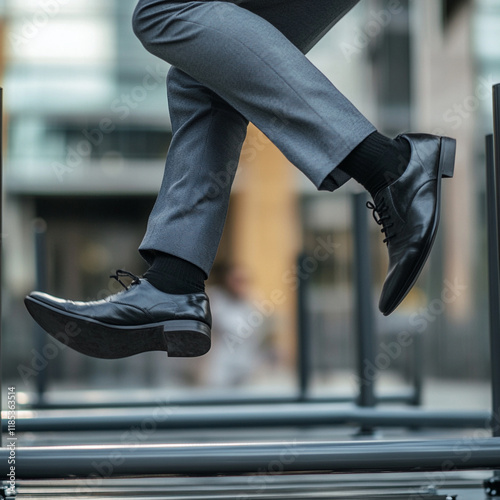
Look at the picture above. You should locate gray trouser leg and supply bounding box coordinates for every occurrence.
[140,67,249,273]
[135,0,375,274]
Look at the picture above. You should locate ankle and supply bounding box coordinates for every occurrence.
[336,132,411,197]
[144,252,206,295]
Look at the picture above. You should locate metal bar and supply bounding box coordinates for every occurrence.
[487,133,500,439]
[3,405,490,433]
[33,218,49,405]
[353,192,376,411]
[0,87,3,449]
[297,253,311,401]
[410,332,423,406]
[1,437,499,479]
[21,390,419,410]
[492,84,500,439]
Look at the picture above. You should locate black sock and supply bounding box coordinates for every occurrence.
[337,131,411,197]
[143,252,206,294]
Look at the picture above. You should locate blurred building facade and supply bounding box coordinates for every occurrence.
[1,0,499,394]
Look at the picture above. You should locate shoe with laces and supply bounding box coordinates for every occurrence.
[24,270,212,359]
[370,133,456,316]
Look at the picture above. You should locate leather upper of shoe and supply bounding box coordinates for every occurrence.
[373,134,443,312]
[28,279,212,327]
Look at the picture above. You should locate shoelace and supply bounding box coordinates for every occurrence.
[366,199,396,245]
[110,269,141,290]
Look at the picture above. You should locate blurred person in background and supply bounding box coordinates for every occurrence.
[25,0,456,361]
[203,264,269,388]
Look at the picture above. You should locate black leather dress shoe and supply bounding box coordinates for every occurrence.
[369,133,456,316]
[24,271,211,359]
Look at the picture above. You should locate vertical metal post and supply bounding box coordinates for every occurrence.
[492,83,500,438]
[483,86,500,495]
[410,331,423,406]
[352,192,376,413]
[0,88,3,448]
[486,135,499,436]
[33,219,48,405]
[297,253,311,401]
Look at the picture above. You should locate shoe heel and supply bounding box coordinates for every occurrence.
[163,320,211,357]
[440,137,456,178]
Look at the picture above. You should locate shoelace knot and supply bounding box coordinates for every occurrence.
[366,199,396,244]
[110,269,141,290]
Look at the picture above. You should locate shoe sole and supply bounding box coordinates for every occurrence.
[24,296,211,359]
[382,136,456,316]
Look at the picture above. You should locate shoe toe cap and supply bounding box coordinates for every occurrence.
[26,291,67,308]
[379,247,422,315]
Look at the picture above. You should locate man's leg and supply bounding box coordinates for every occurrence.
[25,0,374,359]
[140,67,249,278]
[136,0,375,276]
[25,0,456,358]
[133,0,375,196]
[135,1,454,318]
